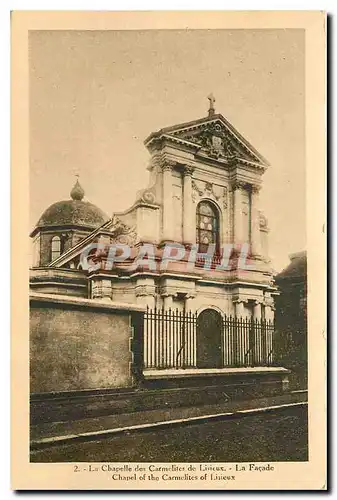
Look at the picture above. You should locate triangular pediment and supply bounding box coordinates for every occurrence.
[145,114,269,168]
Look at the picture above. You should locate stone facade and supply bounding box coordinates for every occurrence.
[30,109,277,322]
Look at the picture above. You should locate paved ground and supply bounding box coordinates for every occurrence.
[30,404,308,463]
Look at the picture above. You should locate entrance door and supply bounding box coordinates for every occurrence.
[196,309,223,368]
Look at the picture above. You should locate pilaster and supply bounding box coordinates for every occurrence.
[161,160,175,243]
[264,304,275,322]
[233,181,245,245]
[90,277,113,301]
[234,298,247,318]
[264,296,275,322]
[185,293,196,312]
[182,165,195,245]
[162,292,174,310]
[251,184,262,257]
[253,300,262,321]
[135,280,156,308]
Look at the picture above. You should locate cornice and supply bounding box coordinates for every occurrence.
[145,114,270,169]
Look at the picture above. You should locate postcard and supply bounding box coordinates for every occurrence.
[11,10,326,490]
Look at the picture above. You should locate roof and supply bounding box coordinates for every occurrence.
[144,113,270,168]
[36,199,109,229]
[30,179,109,237]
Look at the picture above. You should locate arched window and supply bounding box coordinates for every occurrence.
[51,236,61,261]
[196,201,220,253]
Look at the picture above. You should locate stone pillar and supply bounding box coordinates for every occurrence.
[233,182,244,245]
[137,283,156,371]
[162,161,175,243]
[253,301,262,321]
[183,166,195,245]
[264,302,275,366]
[185,293,196,312]
[185,294,196,366]
[235,299,245,318]
[265,305,275,323]
[160,292,176,368]
[91,278,112,301]
[251,185,262,257]
[163,293,174,310]
[135,280,156,309]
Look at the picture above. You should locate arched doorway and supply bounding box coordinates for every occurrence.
[196,308,223,368]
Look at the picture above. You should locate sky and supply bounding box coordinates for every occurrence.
[29,29,305,272]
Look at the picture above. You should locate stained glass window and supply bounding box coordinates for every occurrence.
[196,201,220,253]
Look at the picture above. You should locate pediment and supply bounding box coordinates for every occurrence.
[145,114,269,168]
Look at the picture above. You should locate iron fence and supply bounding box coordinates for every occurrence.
[144,307,274,369]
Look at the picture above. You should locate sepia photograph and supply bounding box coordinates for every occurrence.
[11,11,326,490]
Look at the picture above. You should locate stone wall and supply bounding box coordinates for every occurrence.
[30,293,145,394]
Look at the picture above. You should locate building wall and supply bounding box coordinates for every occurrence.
[30,268,88,298]
[30,297,141,394]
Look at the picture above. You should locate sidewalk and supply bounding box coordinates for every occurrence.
[31,390,307,449]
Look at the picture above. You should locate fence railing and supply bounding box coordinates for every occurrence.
[195,253,223,269]
[144,307,274,370]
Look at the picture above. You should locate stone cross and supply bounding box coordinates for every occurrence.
[207,93,216,116]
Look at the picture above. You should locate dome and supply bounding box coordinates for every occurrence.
[37,200,109,229]
[33,179,109,233]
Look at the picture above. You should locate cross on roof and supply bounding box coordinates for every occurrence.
[207,93,216,116]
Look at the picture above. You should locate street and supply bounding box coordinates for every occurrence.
[31,405,308,463]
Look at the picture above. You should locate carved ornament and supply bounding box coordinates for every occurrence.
[192,180,228,209]
[108,215,137,246]
[135,285,156,297]
[182,122,236,160]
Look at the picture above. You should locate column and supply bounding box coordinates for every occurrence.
[135,279,156,309]
[251,185,262,257]
[161,293,175,368]
[264,305,275,323]
[185,293,195,312]
[253,301,262,320]
[252,301,262,364]
[163,293,173,310]
[183,166,195,245]
[235,299,244,318]
[137,281,156,369]
[264,302,275,365]
[185,294,196,366]
[233,182,244,245]
[162,161,175,243]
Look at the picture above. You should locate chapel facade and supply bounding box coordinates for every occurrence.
[30,100,277,324]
